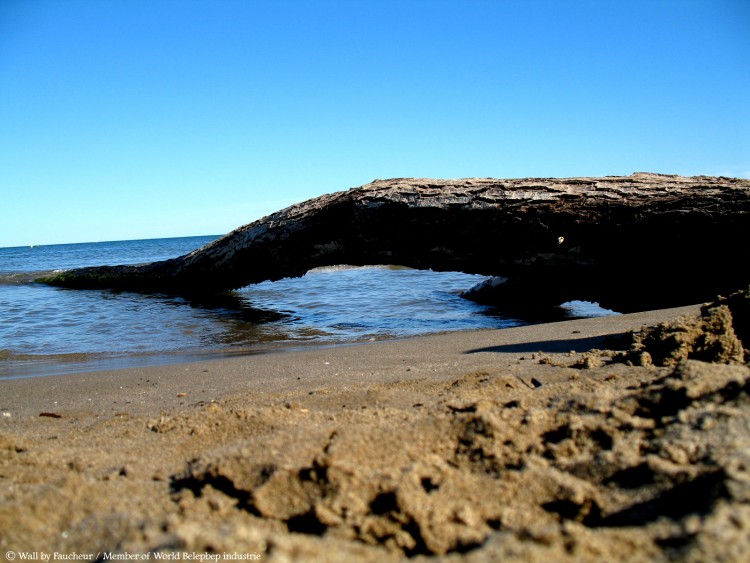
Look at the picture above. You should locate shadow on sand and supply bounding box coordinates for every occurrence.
[465,334,624,355]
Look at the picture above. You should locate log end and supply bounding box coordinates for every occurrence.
[37,265,156,291]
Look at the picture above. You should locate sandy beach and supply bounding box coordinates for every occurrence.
[2,303,750,562]
[4,0,749,559]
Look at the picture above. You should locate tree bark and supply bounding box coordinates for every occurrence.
[39,173,750,314]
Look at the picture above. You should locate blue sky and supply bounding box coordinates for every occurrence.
[1,0,748,247]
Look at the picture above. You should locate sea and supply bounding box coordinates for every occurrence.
[0,235,616,379]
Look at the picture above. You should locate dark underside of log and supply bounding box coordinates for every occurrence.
[38,173,750,315]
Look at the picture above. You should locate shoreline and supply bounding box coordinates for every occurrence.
[3,302,750,561]
[0,306,605,381]
[1,305,699,417]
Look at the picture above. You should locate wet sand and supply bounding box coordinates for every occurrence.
[2,303,750,562]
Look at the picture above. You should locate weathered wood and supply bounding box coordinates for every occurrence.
[39,173,750,314]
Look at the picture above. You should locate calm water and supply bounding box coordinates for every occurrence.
[0,235,614,379]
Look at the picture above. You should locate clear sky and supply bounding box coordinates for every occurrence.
[1,0,748,247]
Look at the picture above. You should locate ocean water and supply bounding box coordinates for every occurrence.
[0,235,614,379]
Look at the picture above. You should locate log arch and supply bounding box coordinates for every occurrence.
[40,173,750,313]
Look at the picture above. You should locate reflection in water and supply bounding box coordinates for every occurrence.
[180,291,289,323]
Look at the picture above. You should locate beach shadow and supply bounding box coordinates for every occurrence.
[465,334,622,355]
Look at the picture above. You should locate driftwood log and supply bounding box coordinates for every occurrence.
[39,173,750,314]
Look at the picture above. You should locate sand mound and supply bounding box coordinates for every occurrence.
[615,288,749,366]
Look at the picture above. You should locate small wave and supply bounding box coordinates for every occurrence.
[0,349,97,362]
[560,300,619,317]
[306,264,411,274]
